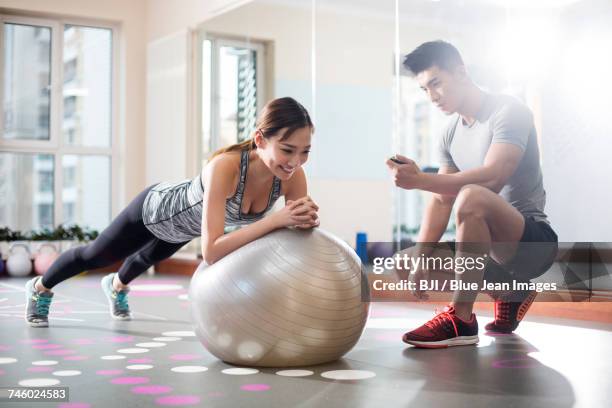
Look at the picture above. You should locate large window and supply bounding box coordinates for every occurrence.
[0,15,116,232]
[200,35,266,166]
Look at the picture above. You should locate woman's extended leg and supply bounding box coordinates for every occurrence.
[117,238,188,286]
[39,186,156,289]
[100,238,188,320]
[25,185,157,327]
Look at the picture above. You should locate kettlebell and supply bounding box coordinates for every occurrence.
[6,243,33,277]
[34,243,59,275]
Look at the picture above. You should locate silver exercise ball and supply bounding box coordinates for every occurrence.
[189,228,370,367]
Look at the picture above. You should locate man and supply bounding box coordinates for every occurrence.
[387,40,557,348]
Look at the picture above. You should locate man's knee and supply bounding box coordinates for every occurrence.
[456,184,490,222]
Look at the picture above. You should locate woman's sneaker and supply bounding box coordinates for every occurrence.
[101,273,132,320]
[485,290,538,333]
[25,277,54,327]
[402,306,479,348]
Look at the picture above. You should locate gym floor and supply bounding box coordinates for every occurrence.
[0,274,610,408]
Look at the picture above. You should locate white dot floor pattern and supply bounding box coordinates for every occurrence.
[1,274,610,408]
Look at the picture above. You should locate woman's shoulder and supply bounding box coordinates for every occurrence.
[205,151,242,173]
[201,151,242,194]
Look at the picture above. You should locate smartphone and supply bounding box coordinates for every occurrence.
[389,157,406,165]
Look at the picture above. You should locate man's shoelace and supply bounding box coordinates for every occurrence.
[425,309,458,337]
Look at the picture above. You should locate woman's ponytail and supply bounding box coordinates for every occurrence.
[210,139,256,160]
[209,97,313,160]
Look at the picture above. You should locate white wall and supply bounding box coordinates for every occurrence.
[0,0,148,210]
[144,0,255,185]
[145,30,190,185]
[146,0,252,42]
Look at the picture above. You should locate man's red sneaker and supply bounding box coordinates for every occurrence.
[485,290,538,333]
[402,306,479,348]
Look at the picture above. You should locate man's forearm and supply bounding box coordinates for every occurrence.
[417,167,501,196]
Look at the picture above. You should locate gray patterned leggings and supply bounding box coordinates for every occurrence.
[41,185,189,289]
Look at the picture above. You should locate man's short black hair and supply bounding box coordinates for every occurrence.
[403,40,464,76]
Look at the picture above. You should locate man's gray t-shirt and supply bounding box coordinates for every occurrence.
[438,93,548,224]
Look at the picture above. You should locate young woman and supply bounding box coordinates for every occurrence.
[25,97,319,327]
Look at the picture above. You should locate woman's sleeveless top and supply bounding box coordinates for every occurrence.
[142,149,282,243]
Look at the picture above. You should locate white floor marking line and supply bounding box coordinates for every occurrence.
[47,317,85,322]
[130,311,168,321]
[0,281,168,321]
[0,299,70,310]
[0,313,85,322]
[63,311,112,314]
[0,284,23,294]
[0,283,26,290]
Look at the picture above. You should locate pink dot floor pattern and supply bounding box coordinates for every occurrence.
[0,275,610,407]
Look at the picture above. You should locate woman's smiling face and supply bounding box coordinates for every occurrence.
[255,126,312,180]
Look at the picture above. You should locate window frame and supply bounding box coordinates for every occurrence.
[0,13,120,230]
[197,32,267,164]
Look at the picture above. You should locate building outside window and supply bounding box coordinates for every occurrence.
[199,34,266,167]
[0,14,117,232]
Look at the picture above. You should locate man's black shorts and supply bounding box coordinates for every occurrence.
[486,215,558,283]
[449,215,558,283]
